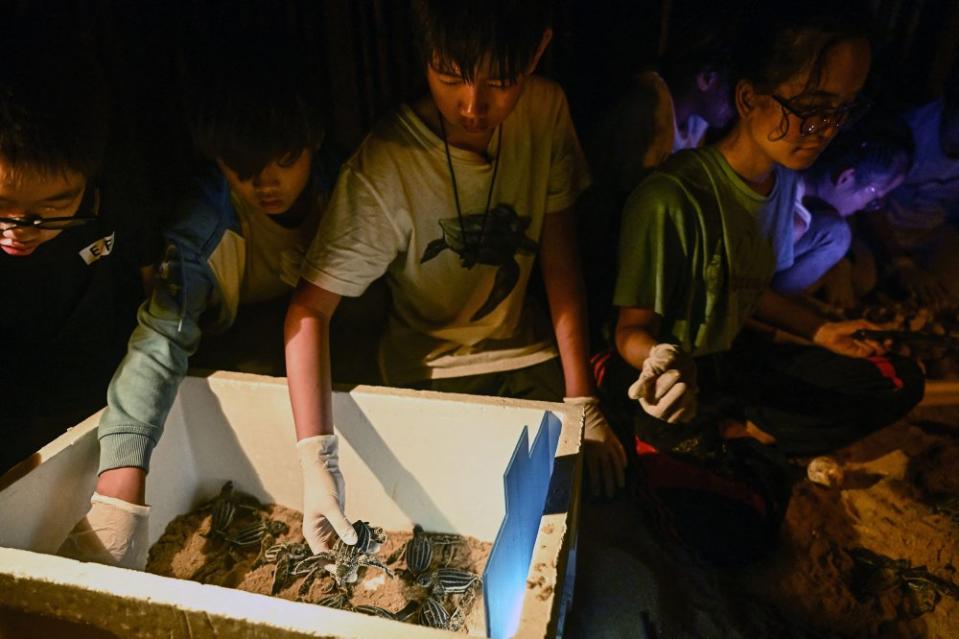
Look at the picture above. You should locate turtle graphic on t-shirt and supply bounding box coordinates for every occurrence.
[420,204,538,321]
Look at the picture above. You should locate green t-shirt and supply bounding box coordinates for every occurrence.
[613,146,777,357]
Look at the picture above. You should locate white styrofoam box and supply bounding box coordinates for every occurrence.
[0,372,582,639]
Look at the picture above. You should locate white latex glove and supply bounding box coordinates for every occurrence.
[297,434,358,553]
[564,397,627,498]
[57,492,151,570]
[627,343,698,423]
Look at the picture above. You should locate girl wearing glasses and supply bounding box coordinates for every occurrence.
[603,0,924,562]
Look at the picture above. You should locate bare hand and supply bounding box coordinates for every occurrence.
[812,319,887,358]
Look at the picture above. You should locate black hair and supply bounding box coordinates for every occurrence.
[729,1,873,141]
[658,2,737,90]
[0,26,110,179]
[942,64,959,118]
[186,37,325,181]
[732,1,872,95]
[806,114,913,187]
[411,0,552,85]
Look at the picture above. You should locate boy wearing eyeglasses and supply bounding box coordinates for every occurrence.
[56,38,350,569]
[0,30,156,475]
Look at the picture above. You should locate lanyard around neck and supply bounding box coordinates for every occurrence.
[438,109,504,266]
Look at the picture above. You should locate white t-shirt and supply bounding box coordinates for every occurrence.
[233,191,324,304]
[301,76,590,384]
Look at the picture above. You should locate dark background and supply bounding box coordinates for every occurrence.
[4,0,959,204]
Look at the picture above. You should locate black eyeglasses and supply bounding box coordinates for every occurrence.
[0,214,98,230]
[771,94,873,137]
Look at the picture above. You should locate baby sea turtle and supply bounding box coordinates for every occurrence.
[353,604,398,620]
[271,554,292,595]
[418,595,467,631]
[294,520,394,590]
[227,518,289,547]
[317,591,352,611]
[420,205,539,321]
[419,595,452,629]
[258,541,311,567]
[200,481,262,539]
[427,531,469,565]
[849,547,959,617]
[929,493,959,523]
[404,525,433,577]
[416,567,482,597]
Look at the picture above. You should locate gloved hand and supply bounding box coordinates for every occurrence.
[297,434,358,553]
[627,343,698,423]
[564,397,627,498]
[57,492,151,570]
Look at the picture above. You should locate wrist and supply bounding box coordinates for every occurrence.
[95,467,147,506]
[811,321,832,345]
[297,434,339,467]
[563,396,599,405]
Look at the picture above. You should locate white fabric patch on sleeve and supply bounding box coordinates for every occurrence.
[78,232,116,265]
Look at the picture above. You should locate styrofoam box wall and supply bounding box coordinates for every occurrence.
[0,372,582,639]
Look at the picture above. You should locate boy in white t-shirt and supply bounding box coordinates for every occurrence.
[285,0,627,553]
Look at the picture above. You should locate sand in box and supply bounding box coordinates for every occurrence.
[146,487,492,634]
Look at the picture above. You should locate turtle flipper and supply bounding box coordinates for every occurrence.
[421,238,448,263]
[471,258,519,321]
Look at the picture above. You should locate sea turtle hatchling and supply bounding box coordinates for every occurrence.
[200,481,262,539]
[416,567,482,597]
[258,541,311,567]
[418,595,467,631]
[317,591,352,610]
[227,518,289,547]
[418,530,469,565]
[353,604,398,620]
[404,525,433,577]
[271,554,292,595]
[293,520,395,590]
[929,493,959,523]
[849,547,959,616]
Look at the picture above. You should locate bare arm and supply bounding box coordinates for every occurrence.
[755,288,884,358]
[754,289,825,340]
[285,281,342,440]
[614,306,661,370]
[540,207,626,496]
[539,207,594,397]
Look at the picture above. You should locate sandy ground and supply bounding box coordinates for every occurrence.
[146,499,491,634]
[566,405,959,639]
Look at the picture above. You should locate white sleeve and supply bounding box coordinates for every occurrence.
[299,165,406,297]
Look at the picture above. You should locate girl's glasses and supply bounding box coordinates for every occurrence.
[771,94,873,137]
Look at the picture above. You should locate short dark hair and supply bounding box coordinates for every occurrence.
[806,114,913,186]
[659,2,736,89]
[187,39,325,181]
[0,28,110,179]
[731,0,873,95]
[411,0,551,84]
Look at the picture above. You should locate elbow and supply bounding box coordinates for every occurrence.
[285,283,338,345]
